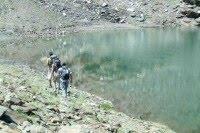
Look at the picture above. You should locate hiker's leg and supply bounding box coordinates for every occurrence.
[54,80,57,92]
[60,81,65,97]
[56,79,60,93]
[52,73,58,92]
[58,79,61,91]
[64,82,68,97]
[49,80,52,88]
[48,69,53,88]
[61,81,68,97]
[48,74,52,88]
[52,76,56,92]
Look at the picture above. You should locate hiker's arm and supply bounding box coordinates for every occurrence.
[50,65,55,78]
[69,74,73,84]
[58,68,61,77]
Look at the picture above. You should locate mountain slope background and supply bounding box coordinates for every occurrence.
[0,0,199,37]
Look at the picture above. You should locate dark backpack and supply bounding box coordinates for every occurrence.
[61,68,70,80]
[50,55,61,71]
[53,59,61,71]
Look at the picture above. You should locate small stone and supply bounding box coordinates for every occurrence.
[50,116,62,123]
[47,105,60,113]
[33,95,36,100]
[102,2,108,7]
[74,115,82,121]
[21,121,30,129]
[0,78,3,85]
[195,18,200,23]
[63,41,67,45]
[183,18,192,23]
[0,96,5,104]
[137,14,145,22]
[173,4,179,9]
[11,105,37,115]
[9,97,24,106]
[23,125,49,133]
[114,17,121,23]
[130,14,136,18]
[62,12,66,16]
[18,86,26,90]
[127,8,135,12]
[84,0,91,4]
[176,13,184,18]
[143,2,148,5]
[58,125,82,133]
[79,18,90,24]
[187,4,196,9]
[66,114,74,119]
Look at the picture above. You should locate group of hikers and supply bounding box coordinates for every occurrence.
[46,52,72,98]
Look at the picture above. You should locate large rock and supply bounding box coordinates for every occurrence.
[0,106,8,117]
[10,105,37,115]
[181,9,200,18]
[6,97,24,106]
[0,78,3,85]
[101,2,108,7]
[49,116,62,124]
[58,125,92,133]
[58,125,82,133]
[183,0,200,6]
[0,96,5,104]
[195,17,200,26]
[23,124,51,133]
[0,121,20,133]
[195,17,200,23]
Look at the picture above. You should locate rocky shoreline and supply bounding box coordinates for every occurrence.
[0,63,175,132]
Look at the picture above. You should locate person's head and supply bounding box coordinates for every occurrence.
[62,63,67,67]
[49,51,53,56]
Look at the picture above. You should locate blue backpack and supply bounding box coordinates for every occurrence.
[61,68,70,80]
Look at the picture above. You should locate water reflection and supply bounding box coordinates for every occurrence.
[0,28,200,133]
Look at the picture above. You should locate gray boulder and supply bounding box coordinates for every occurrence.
[0,105,8,117]
[22,124,51,133]
[7,97,24,106]
[195,17,200,23]
[58,125,92,133]
[183,0,200,6]
[10,105,37,115]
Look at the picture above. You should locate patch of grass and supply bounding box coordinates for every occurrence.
[16,109,29,119]
[84,63,101,73]
[29,101,44,109]
[99,101,113,111]
[18,91,33,102]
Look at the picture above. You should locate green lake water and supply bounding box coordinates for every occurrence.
[0,28,200,132]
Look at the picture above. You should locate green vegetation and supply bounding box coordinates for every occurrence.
[99,101,114,111]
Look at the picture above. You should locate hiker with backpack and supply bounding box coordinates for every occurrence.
[47,52,62,92]
[58,63,72,98]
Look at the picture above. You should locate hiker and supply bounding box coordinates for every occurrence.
[47,52,61,91]
[58,63,72,98]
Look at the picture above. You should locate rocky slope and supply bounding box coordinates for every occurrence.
[0,0,199,38]
[0,63,175,132]
[178,0,200,26]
